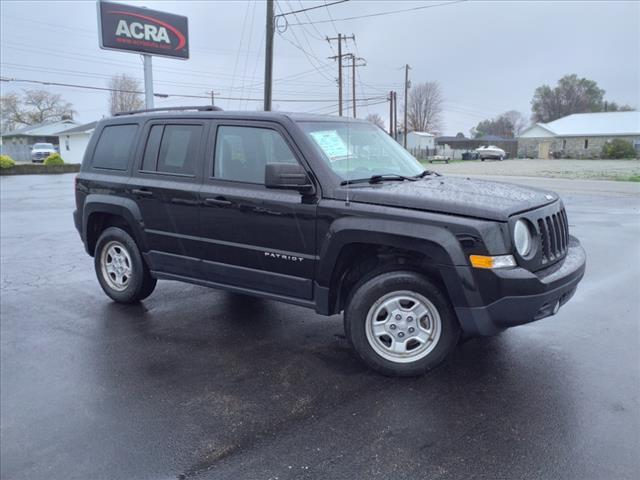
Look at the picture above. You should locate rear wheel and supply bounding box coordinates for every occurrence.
[344,271,460,376]
[94,227,156,304]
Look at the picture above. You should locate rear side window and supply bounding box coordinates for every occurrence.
[92,124,138,170]
[141,124,203,176]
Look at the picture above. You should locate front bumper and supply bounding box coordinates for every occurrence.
[454,236,586,336]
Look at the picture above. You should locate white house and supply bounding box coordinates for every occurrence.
[1,119,77,161]
[399,131,436,151]
[518,111,640,159]
[55,121,97,164]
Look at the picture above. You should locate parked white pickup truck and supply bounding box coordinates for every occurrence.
[31,143,57,163]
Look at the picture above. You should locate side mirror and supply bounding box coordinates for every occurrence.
[265,163,314,193]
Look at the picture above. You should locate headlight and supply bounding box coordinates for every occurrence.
[514,219,533,257]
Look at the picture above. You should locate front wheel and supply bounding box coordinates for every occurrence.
[94,227,157,304]
[344,271,460,376]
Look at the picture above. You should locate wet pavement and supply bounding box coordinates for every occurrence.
[1,173,639,480]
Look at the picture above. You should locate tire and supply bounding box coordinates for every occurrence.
[480,158,485,161]
[94,227,157,304]
[344,270,460,377]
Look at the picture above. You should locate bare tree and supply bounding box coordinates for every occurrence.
[0,94,21,133]
[365,113,385,129]
[1,90,74,132]
[471,110,528,138]
[502,110,528,136]
[108,74,144,115]
[406,81,443,134]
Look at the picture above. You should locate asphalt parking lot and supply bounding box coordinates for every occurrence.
[1,173,639,480]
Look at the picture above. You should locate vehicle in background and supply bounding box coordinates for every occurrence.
[31,143,57,163]
[476,145,506,161]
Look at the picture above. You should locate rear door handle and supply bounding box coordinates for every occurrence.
[132,188,153,197]
[204,197,232,206]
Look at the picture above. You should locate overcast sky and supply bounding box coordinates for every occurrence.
[1,0,638,135]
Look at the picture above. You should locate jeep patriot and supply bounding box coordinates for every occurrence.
[74,106,586,376]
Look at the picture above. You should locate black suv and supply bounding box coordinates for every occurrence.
[74,106,586,376]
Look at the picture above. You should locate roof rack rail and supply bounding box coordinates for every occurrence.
[113,105,223,116]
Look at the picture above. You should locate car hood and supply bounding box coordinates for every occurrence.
[342,176,558,221]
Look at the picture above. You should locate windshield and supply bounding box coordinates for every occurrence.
[300,121,423,181]
[33,143,54,149]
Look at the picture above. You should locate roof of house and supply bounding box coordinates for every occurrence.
[436,135,515,144]
[521,111,640,137]
[477,134,516,142]
[1,119,78,137]
[55,121,98,136]
[408,131,435,137]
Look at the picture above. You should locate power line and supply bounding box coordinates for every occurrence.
[276,0,349,17]
[288,0,467,26]
[0,76,385,103]
[323,0,341,36]
[237,0,259,109]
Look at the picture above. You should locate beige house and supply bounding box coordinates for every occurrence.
[518,111,640,159]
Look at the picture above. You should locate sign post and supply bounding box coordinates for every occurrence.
[143,55,154,109]
[97,1,189,110]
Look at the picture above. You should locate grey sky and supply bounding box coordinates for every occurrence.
[1,0,638,135]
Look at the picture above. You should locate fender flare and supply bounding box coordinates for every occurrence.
[317,217,467,287]
[82,194,147,253]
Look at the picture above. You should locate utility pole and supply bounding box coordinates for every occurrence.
[327,34,355,116]
[393,91,398,140]
[209,90,216,106]
[349,55,366,118]
[264,0,274,111]
[403,64,411,148]
[388,92,392,138]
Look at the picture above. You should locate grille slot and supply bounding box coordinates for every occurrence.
[537,208,569,265]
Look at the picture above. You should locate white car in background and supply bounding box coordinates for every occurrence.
[31,143,57,163]
[475,145,506,161]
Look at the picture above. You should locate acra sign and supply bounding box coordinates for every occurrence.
[98,1,189,59]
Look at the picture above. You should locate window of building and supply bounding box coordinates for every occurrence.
[584,139,589,149]
[214,126,298,184]
[140,124,203,176]
[562,139,566,150]
[92,124,138,170]
[65,137,70,151]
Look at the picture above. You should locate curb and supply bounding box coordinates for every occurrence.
[0,164,81,176]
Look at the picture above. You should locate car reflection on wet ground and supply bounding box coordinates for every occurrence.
[1,173,638,480]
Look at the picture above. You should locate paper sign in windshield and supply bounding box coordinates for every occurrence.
[309,130,349,160]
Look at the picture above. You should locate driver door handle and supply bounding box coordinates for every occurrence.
[204,197,232,207]
[131,188,153,197]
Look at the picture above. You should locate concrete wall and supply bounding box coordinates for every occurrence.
[518,135,640,158]
[58,133,90,164]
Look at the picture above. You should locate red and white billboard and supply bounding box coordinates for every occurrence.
[98,1,189,59]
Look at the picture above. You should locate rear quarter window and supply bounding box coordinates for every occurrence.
[91,124,138,170]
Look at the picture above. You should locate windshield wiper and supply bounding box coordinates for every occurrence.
[413,169,441,179]
[340,174,416,186]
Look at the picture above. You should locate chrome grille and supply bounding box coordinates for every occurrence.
[537,208,569,265]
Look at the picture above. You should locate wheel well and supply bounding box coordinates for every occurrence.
[329,243,446,315]
[86,212,133,256]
